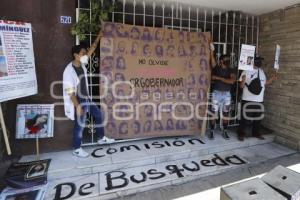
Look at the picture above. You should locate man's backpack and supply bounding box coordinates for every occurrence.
[245,70,263,95]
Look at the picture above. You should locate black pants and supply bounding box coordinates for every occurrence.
[238,100,264,137]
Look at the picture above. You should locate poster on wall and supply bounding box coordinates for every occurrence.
[238,44,256,71]
[100,22,211,139]
[274,44,281,70]
[0,20,37,102]
[16,104,54,139]
[0,184,47,200]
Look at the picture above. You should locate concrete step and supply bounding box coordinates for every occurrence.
[43,142,296,200]
[20,131,275,181]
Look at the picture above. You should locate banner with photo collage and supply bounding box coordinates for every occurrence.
[100,22,211,139]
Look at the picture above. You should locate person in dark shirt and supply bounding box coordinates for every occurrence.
[209,53,236,140]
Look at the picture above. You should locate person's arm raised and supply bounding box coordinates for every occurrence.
[265,72,278,86]
[87,30,103,58]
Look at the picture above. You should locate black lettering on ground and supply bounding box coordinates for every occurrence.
[91,148,105,158]
[130,172,147,184]
[147,169,166,180]
[152,141,165,148]
[188,138,205,145]
[120,145,141,152]
[201,159,215,167]
[107,147,118,154]
[173,140,185,147]
[182,161,200,172]
[78,183,95,196]
[166,165,185,178]
[225,155,247,165]
[54,182,76,200]
[212,154,229,166]
[105,171,129,191]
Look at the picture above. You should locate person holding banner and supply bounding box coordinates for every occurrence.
[63,30,115,158]
[209,42,236,140]
[237,56,278,141]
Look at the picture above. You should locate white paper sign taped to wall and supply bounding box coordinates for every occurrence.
[274,44,281,70]
[238,44,256,71]
[0,20,38,102]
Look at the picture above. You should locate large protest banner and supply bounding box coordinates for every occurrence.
[100,22,211,139]
[0,20,37,102]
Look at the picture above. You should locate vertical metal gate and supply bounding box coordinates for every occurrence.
[76,0,260,145]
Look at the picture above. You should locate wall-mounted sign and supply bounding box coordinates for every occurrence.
[238,44,256,71]
[60,16,72,24]
[274,44,281,70]
[0,20,38,102]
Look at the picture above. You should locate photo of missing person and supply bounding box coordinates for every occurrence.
[176,120,187,130]
[155,45,164,57]
[199,73,209,86]
[155,29,164,41]
[106,122,117,135]
[26,163,47,179]
[187,74,196,86]
[130,27,140,40]
[141,28,153,41]
[101,56,113,71]
[200,58,209,71]
[143,44,151,57]
[100,38,113,55]
[188,88,198,100]
[199,45,207,56]
[132,121,141,134]
[166,45,175,57]
[103,23,115,37]
[0,55,8,77]
[178,44,187,57]
[179,31,185,42]
[116,41,126,54]
[0,35,4,55]
[131,42,139,55]
[119,122,128,135]
[166,119,174,130]
[247,56,254,65]
[154,120,164,131]
[198,88,207,101]
[25,114,48,135]
[144,105,153,118]
[190,45,197,57]
[116,24,129,38]
[115,72,126,82]
[116,56,126,70]
[143,120,152,133]
[5,190,39,200]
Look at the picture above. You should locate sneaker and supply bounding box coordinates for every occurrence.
[208,130,215,140]
[98,136,115,144]
[73,148,89,158]
[222,130,230,140]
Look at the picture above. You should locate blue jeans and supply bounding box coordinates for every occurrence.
[73,98,104,149]
[211,90,231,113]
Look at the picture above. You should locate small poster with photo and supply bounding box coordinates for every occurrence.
[0,184,48,200]
[238,44,256,71]
[274,44,281,70]
[16,104,54,139]
[4,159,51,189]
